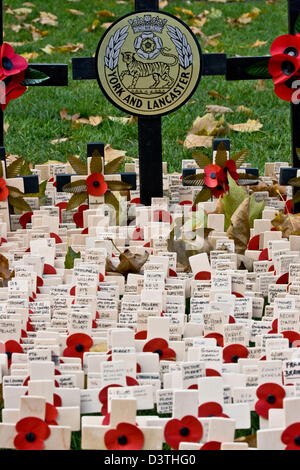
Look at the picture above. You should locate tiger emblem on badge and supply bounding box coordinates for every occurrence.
[96,11,202,117]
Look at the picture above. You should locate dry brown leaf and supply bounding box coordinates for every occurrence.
[184,134,214,149]
[4,122,9,134]
[107,249,149,276]
[89,116,103,126]
[21,51,39,60]
[104,144,127,162]
[207,90,225,99]
[236,105,253,115]
[227,197,250,254]
[174,7,195,17]
[84,19,99,32]
[51,137,71,145]
[33,11,58,26]
[272,212,300,238]
[189,113,225,136]
[254,79,266,91]
[67,9,84,15]
[206,105,233,114]
[159,1,168,9]
[100,22,113,29]
[228,119,263,133]
[60,108,80,122]
[248,39,268,48]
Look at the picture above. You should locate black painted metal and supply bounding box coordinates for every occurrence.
[28,64,68,87]
[202,53,226,76]
[72,58,96,80]
[226,56,271,81]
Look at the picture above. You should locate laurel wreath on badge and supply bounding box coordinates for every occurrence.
[104,23,193,72]
[167,26,193,69]
[105,26,129,71]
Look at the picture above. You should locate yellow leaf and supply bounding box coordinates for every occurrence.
[41,44,55,54]
[228,119,263,132]
[33,11,58,26]
[254,79,266,91]
[85,19,99,32]
[159,1,168,9]
[96,10,115,18]
[21,51,39,60]
[100,22,113,29]
[206,105,233,114]
[51,137,71,145]
[207,90,224,99]
[248,39,268,48]
[236,105,253,114]
[174,7,195,16]
[188,113,224,136]
[89,116,103,126]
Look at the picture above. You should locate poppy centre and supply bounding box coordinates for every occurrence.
[118,435,128,445]
[25,432,36,442]
[179,427,190,437]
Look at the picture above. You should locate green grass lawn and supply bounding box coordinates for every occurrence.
[3,0,290,173]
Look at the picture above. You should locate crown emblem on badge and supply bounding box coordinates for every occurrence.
[128,15,167,34]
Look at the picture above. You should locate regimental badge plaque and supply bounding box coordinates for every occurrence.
[95,11,202,117]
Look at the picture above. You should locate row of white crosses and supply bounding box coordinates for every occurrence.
[0,157,298,449]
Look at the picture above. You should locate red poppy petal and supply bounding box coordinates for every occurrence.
[135,330,147,340]
[99,384,123,404]
[201,441,222,450]
[16,417,50,440]
[14,433,45,450]
[282,423,300,445]
[198,402,223,417]
[248,235,260,251]
[43,264,57,275]
[194,271,211,281]
[66,333,93,349]
[143,338,169,353]
[206,368,221,376]
[204,333,224,347]
[104,423,144,450]
[223,344,248,363]
[276,273,289,284]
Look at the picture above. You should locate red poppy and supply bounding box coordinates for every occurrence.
[143,338,176,361]
[198,402,229,418]
[169,268,177,277]
[135,330,147,340]
[268,318,278,334]
[86,172,107,197]
[5,340,23,368]
[0,177,8,201]
[0,71,27,111]
[259,248,269,261]
[206,368,221,377]
[63,333,93,361]
[99,384,123,415]
[276,273,289,284]
[152,210,172,224]
[194,271,211,281]
[164,416,203,450]
[285,199,294,214]
[73,204,88,228]
[223,344,248,363]
[281,423,300,450]
[53,394,62,407]
[218,160,239,184]
[14,417,50,450]
[211,184,226,198]
[204,333,223,347]
[255,383,285,419]
[104,423,144,450]
[55,202,68,224]
[247,234,260,251]
[50,232,62,244]
[201,441,222,450]
[45,402,58,425]
[204,164,221,189]
[269,34,300,102]
[0,43,28,79]
[19,211,33,229]
[282,330,300,347]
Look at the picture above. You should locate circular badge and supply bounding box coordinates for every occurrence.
[96,11,202,117]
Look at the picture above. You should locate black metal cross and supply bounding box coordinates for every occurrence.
[72,0,300,206]
[0,1,68,194]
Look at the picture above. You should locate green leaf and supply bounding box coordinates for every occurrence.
[67,154,87,175]
[62,180,87,193]
[294,13,300,34]
[22,68,50,85]
[184,174,204,186]
[90,150,103,174]
[249,194,265,229]
[105,191,120,224]
[104,156,125,175]
[222,174,248,230]
[232,149,248,169]
[246,60,271,78]
[64,246,81,269]
[8,196,32,212]
[193,187,211,205]
[6,185,24,198]
[288,177,300,187]
[20,160,32,176]
[192,151,211,169]
[215,142,227,167]
[66,192,87,211]
[6,157,24,178]
[106,180,132,191]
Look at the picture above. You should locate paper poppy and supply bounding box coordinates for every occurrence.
[135,330,147,340]
[269,34,300,102]
[5,340,23,368]
[86,172,107,197]
[63,333,93,361]
[0,71,27,111]
[45,403,58,426]
[276,273,289,284]
[0,177,8,201]
[152,209,172,224]
[218,160,239,184]
[198,402,229,418]
[43,264,56,275]
[268,318,278,334]
[223,344,248,363]
[0,43,28,79]
[99,384,123,415]
[204,333,224,347]
[143,338,176,361]
[104,423,144,450]
[259,248,269,261]
[14,417,50,450]
[194,271,211,281]
[281,423,300,450]
[19,211,33,229]
[255,383,285,419]
[206,368,221,377]
[164,416,203,450]
[211,184,226,198]
[201,441,222,450]
[73,204,88,228]
[55,202,68,224]
[204,164,221,189]
[247,234,260,251]
[282,330,300,347]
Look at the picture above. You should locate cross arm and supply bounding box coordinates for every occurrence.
[226,56,271,81]
[26,64,68,86]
